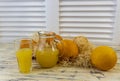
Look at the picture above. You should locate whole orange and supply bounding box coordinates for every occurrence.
[57,39,78,59]
[91,46,117,71]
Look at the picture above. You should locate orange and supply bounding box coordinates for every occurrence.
[91,46,117,71]
[57,39,78,59]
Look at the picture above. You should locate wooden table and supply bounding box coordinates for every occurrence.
[0,43,120,81]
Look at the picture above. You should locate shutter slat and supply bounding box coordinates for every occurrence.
[60,12,114,17]
[0,28,45,32]
[0,12,45,16]
[60,17,113,23]
[0,22,45,26]
[61,33,112,39]
[60,28,113,33]
[60,1,115,6]
[0,17,45,22]
[0,0,44,1]
[60,23,113,28]
[0,7,45,12]
[60,18,114,23]
[0,34,31,37]
[60,6,115,11]
[0,2,45,6]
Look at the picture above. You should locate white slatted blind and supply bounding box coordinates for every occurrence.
[59,0,118,45]
[0,0,46,42]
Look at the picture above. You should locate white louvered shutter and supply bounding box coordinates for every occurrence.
[0,0,46,43]
[59,0,119,45]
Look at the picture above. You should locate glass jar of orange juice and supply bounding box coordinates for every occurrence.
[36,31,59,68]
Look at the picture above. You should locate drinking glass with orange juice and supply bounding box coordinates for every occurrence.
[14,38,33,74]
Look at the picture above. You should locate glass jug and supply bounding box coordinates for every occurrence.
[35,31,59,68]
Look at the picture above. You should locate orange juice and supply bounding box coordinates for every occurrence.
[16,48,32,73]
[36,48,59,68]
